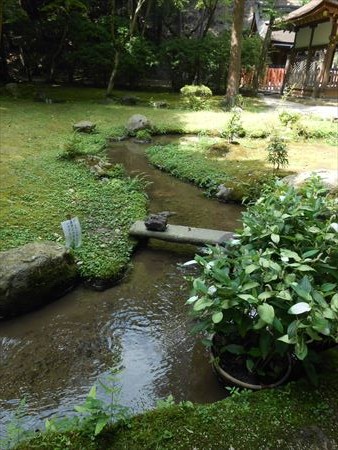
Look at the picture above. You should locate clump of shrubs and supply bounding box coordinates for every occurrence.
[279,110,301,127]
[135,129,152,143]
[180,84,212,111]
[187,177,338,383]
[221,112,246,143]
[249,129,270,139]
[58,134,87,160]
[266,132,289,172]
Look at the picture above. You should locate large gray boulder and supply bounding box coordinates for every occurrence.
[126,114,151,133]
[0,242,77,319]
[283,170,338,192]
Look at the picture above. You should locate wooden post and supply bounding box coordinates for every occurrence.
[315,18,338,97]
[305,25,316,91]
[281,49,296,95]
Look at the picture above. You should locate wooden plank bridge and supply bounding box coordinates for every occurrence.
[130,221,234,246]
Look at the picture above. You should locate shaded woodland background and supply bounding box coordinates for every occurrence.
[0,0,263,92]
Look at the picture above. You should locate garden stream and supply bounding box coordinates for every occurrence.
[0,137,242,433]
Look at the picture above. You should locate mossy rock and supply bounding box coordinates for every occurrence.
[0,242,77,319]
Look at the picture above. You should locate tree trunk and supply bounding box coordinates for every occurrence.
[106,50,120,96]
[0,29,9,82]
[0,0,3,47]
[106,0,145,96]
[252,16,274,94]
[224,0,245,107]
[48,23,69,82]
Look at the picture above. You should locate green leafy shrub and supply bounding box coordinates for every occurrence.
[279,110,301,127]
[135,129,152,142]
[187,178,338,381]
[58,134,88,160]
[266,133,289,172]
[180,84,213,111]
[249,129,270,139]
[221,112,246,143]
[180,85,213,98]
[40,369,130,440]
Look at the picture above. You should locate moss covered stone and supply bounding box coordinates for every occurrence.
[0,241,77,319]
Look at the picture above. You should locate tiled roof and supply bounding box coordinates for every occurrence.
[284,0,338,21]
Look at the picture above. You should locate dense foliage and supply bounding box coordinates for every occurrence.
[187,178,338,380]
[1,0,261,91]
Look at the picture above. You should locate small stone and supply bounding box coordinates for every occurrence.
[216,185,233,202]
[73,121,96,133]
[144,213,168,231]
[121,96,138,105]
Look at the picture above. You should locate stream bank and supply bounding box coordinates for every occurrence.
[1,138,242,436]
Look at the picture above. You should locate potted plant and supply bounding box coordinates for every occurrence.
[186,177,338,389]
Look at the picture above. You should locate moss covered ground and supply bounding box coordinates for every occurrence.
[0,84,336,280]
[1,84,338,449]
[15,349,338,449]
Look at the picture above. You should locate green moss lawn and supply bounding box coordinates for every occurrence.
[1,84,338,449]
[1,85,337,282]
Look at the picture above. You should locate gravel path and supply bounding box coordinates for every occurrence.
[261,95,338,120]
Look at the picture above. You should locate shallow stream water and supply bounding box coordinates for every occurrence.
[0,137,242,432]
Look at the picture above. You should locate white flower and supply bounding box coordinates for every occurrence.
[279,195,286,201]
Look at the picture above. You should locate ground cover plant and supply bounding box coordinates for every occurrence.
[0,135,148,284]
[146,139,274,202]
[0,85,337,283]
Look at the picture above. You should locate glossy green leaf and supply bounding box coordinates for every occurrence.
[332,293,338,312]
[313,317,330,335]
[322,283,337,292]
[225,344,245,355]
[276,290,292,301]
[278,334,294,344]
[245,264,258,274]
[212,311,223,323]
[257,303,275,324]
[295,339,308,360]
[258,291,274,301]
[241,281,260,291]
[246,358,255,373]
[95,417,109,436]
[273,317,284,333]
[271,233,280,244]
[295,265,315,272]
[288,302,311,315]
[193,298,213,311]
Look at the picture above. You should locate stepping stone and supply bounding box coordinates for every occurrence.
[130,221,234,246]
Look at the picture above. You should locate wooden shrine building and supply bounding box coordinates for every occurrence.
[282,0,338,98]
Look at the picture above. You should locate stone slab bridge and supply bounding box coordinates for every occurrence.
[129,221,234,246]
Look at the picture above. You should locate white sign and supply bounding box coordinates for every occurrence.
[61,217,82,248]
